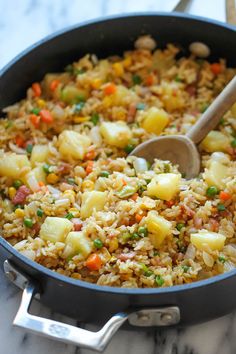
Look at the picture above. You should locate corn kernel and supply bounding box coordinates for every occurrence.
[64,190,76,197]
[122,56,132,68]
[112,62,124,77]
[46,173,59,184]
[15,208,25,218]
[8,187,16,199]
[37,99,46,108]
[73,116,90,123]
[91,78,102,89]
[81,180,94,191]
[69,208,80,217]
[63,190,76,203]
[109,237,119,252]
[102,96,113,108]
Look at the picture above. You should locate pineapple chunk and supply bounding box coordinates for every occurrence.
[24,166,46,191]
[0,153,30,178]
[40,217,73,243]
[31,145,49,167]
[65,231,92,258]
[100,121,132,148]
[201,131,229,153]
[204,160,228,189]
[190,230,226,251]
[146,210,172,248]
[160,82,185,112]
[58,130,91,160]
[142,107,169,135]
[147,173,180,201]
[81,191,107,218]
[60,85,88,104]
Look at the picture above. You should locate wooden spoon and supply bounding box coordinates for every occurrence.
[131,75,236,178]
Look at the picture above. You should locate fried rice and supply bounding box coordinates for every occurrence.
[1,35,236,288]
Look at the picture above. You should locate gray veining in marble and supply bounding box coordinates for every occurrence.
[0,0,235,353]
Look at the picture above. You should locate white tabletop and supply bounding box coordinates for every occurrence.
[0,1,235,354]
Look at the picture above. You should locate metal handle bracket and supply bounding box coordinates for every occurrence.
[4,260,180,352]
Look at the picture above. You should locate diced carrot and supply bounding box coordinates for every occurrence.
[121,178,127,186]
[219,191,231,201]
[145,74,155,86]
[38,181,45,187]
[131,193,138,201]
[86,161,94,175]
[166,200,175,207]
[15,135,25,148]
[84,149,97,161]
[103,83,117,95]
[85,253,102,271]
[39,109,53,124]
[50,79,60,91]
[30,114,40,128]
[32,82,42,97]
[135,213,143,223]
[210,63,222,75]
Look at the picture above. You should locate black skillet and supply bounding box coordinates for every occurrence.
[0,13,236,351]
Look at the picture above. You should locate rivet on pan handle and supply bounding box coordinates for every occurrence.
[4,260,180,352]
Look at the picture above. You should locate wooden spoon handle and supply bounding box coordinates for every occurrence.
[186,75,236,144]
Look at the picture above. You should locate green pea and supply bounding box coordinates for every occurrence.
[65,212,74,220]
[26,144,33,154]
[30,108,41,115]
[13,180,23,189]
[137,226,148,237]
[90,113,100,125]
[132,75,142,85]
[124,144,135,154]
[100,171,110,178]
[182,265,190,272]
[131,232,139,240]
[174,75,182,82]
[43,163,51,174]
[93,239,103,249]
[155,275,164,287]
[24,218,33,228]
[217,203,226,212]
[37,208,44,217]
[206,186,218,197]
[218,255,226,263]
[176,223,185,231]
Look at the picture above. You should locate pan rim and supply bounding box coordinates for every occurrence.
[1,11,236,295]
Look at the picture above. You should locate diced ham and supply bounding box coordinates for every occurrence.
[127,103,137,123]
[71,218,83,231]
[193,216,203,229]
[185,84,196,96]
[12,185,31,205]
[117,252,136,261]
[209,218,219,232]
[57,163,71,175]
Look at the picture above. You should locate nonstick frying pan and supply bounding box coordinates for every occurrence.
[1,12,236,352]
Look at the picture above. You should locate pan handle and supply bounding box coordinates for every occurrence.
[4,260,180,351]
[14,281,127,352]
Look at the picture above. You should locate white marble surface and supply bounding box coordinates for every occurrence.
[0,0,235,353]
